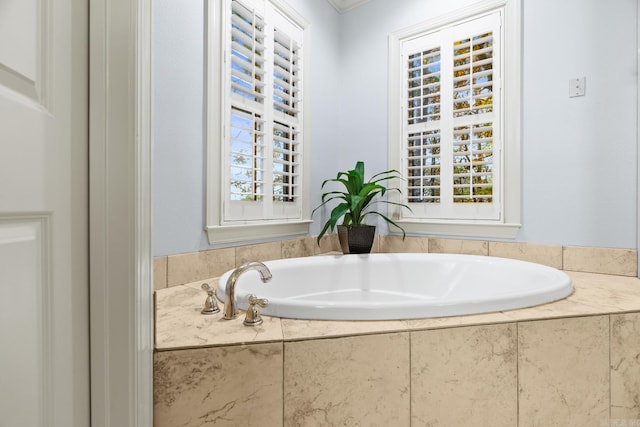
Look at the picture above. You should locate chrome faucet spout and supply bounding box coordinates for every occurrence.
[223,261,272,320]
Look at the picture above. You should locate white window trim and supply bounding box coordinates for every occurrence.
[206,0,311,245]
[388,0,521,239]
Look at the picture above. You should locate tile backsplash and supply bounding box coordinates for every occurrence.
[154,236,638,290]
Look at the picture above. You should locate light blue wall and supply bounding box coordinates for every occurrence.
[153,0,638,256]
[153,0,209,252]
[519,0,637,247]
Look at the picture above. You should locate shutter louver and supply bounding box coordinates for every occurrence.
[406,46,442,203]
[273,28,301,118]
[229,107,265,201]
[273,122,299,202]
[452,123,493,202]
[452,31,494,204]
[231,0,266,107]
[407,48,441,124]
[407,130,441,203]
[453,33,493,117]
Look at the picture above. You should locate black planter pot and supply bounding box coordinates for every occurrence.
[337,225,376,254]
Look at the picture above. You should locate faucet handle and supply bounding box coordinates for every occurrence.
[200,283,220,315]
[243,294,269,326]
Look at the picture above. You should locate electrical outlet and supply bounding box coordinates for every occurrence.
[569,77,586,97]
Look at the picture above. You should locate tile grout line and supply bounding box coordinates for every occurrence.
[408,331,412,427]
[282,337,286,426]
[609,314,612,425]
[516,322,520,427]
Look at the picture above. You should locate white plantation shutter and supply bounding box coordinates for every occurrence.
[407,47,441,124]
[407,129,441,203]
[273,28,301,117]
[229,109,265,201]
[230,1,265,107]
[272,121,300,202]
[224,0,304,222]
[271,21,302,207]
[402,11,502,220]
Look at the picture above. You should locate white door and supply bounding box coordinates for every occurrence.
[0,0,89,426]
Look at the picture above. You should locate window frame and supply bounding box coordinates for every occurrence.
[206,0,311,244]
[388,0,521,239]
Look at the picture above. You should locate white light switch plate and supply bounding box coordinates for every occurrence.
[569,77,586,97]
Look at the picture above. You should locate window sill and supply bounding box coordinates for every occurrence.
[396,219,521,239]
[205,220,312,245]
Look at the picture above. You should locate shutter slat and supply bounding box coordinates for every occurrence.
[231,68,265,87]
[231,14,264,40]
[273,122,300,133]
[231,42,265,64]
[406,47,441,125]
[231,83,265,100]
[232,28,265,54]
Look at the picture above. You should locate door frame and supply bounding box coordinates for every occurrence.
[89,0,153,425]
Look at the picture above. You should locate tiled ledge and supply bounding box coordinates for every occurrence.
[155,271,640,351]
[154,236,638,290]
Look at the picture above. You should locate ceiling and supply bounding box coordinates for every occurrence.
[326,0,372,13]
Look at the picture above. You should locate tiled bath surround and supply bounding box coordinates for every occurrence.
[154,236,638,290]
[154,283,640,426]
[153,238,640,426]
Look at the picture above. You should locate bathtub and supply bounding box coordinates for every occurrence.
[217,253,573,321]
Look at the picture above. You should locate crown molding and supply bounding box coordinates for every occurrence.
[326,0,371,13]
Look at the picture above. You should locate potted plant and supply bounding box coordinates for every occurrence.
[312,161,411,254]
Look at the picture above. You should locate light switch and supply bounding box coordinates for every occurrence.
[569,77,586,97]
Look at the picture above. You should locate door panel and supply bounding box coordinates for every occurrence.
[0,0,45,101]
[0,216,49,427]
[0,0,89,425]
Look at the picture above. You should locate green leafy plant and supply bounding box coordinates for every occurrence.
[312,161,412,244]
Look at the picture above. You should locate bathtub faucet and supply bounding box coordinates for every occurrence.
[223,261,272,320]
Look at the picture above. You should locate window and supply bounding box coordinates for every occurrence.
[388,0,521,238]
[206,0,310,244]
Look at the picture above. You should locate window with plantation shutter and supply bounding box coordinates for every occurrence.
[206,0,310,244]
[402,11,501,221]
[389,1,522,238]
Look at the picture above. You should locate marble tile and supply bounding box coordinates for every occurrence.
[428,237,488,255]
[402,310,513,331]
[236,241,282,265]
[489,241,563,269]
[154,342,283,427]
[379,235,429,253]
[564,246,637,276]
[281,318,407,341]
[167,251,209,287]
[314,233,339,254]
[155,282,283,350]
[411,323,517,426]
[370,233,381,253]
[611,312,640,419]
[206,247,236,278]
[500,271,634,322]
[282,237,315,259]
[167,248,235,287]
[563,272,640,313]
[154,256,167,290]
[518,316,610,427]
[284,332,410,426]
[155,271,640,350]
[502,295,609,322]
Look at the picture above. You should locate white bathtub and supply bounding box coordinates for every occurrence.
[217,253,573,321]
